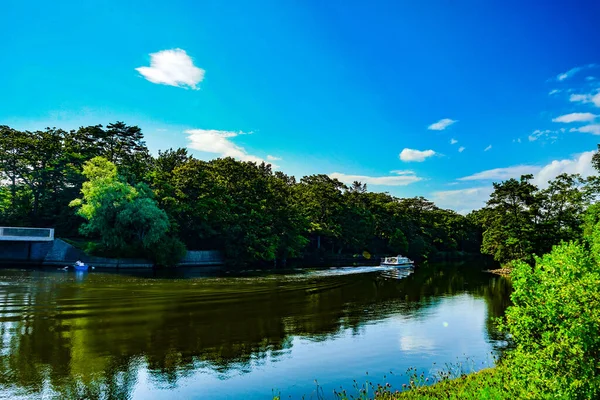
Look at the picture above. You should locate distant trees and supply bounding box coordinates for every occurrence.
[18,121,596,267]
[479,172,598,265]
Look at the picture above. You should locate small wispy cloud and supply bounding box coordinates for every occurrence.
[428,118,457,131]
[586,76,597,81]
[484,145,492,151]
[556,64,597,81]
[458,165,541,181]
[266,155,282,161]
[548,89,561,96]
[513,138,522,143]
[136,49,205,89]
[185,129,268,164]
[450,138,458,145]
[528,128,564,142]
[552,112,597,123]
[570,124,600,135]
[458,146,465,153]
[329,171,422,186]
[390,169,416,175]
[399,148,436,162]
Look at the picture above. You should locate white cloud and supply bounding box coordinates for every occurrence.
[399,148,436,162]
[428,118,457,131]
[450,138,458,145]
[458,146,465,153]
[529,130,549,141]
[458,152,596,186]
[512,138,522,143]
[329,171,422,186]
[552,112,597,123]
[185,129,268,164]
[438,151,597,213]
[569,91,600,107]
[431,187,494,214]
[570,124,600,135]
[533,151,596,188]
[458,165,541,181]
[266,155,282,161]
[548,89,561,95]
[136,49,205,89]
[390,169,416,175]
[556,64,597,81]
[484,145,492,151]
[586,76,596,81]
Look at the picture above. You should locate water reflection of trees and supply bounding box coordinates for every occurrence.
[0,265,511,397]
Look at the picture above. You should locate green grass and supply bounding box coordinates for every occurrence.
[273,366,518,400]
[380,367,514,400]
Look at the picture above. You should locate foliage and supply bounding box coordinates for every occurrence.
[273,366,516,400]
[375,367,513,400]
[480,173,595,265]
[499,210,600,398]
[70,157,184,265]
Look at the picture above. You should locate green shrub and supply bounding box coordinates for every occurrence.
[146,236,187,267]
[502,239,600,399]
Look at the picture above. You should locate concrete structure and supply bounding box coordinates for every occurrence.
[0,237,223,269]
[0,227,223,268]
[0,227,54,241]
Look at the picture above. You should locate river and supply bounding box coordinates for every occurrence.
[0,262,511,399]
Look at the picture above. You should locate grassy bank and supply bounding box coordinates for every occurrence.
[272,366,514,400]
[378,367,513,400]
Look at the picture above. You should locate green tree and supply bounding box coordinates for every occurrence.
[481,175,539,264]
[70,157,184,265]
[297,175,345,253]
[388,228,408,254]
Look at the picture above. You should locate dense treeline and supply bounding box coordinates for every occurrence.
[476,168,600,265]
[0,123,481,266]
[1,122,598,267]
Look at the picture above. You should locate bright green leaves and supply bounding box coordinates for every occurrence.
[503,227,600,398]
[480,173,595,265]
[70,157,184,265]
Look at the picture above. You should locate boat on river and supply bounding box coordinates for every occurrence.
[380,255,414,268]
[73,260,90,271]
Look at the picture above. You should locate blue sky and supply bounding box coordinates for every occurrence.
[2,0,600,212]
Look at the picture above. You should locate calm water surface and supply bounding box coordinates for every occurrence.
[0,263,511,399]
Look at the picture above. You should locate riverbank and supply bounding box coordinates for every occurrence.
[386,367,511,399]
[0,239,223,268]
[272,367,513,400]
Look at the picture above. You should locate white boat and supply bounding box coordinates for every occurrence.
[380,255,414,268]
[73,260,89,271]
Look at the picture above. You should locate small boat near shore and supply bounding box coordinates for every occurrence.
[380,255,414,268]
[73,260,91,271]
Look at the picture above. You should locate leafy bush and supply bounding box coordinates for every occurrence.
[70,156,186,265]
[502,238,600,398]
[146,236,187,267]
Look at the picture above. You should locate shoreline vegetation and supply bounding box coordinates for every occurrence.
[3,123,599,270]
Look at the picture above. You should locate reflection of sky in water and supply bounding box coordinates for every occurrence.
[132,295,493,400]
[0,265,509,400]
